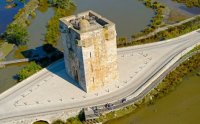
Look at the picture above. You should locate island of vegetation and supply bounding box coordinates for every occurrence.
[117,0,166,47]
[5,0,17,9]
[173,0,200,8]
[0,0,75,80]
[1,0,200,124]
[45,0,76,45]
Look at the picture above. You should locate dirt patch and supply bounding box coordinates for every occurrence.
[166,9,191,24]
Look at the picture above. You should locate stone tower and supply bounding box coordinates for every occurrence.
[59,10,119,92]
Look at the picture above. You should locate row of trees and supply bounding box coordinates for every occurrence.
[45,0,76,45]
[49,0,74,9]
[173,0,200,8]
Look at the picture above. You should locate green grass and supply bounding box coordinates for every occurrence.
[0,41,14,58]
[182,45,200,58]
[167,9,190,23]
[189,45,200,53]
[14,46,28,59]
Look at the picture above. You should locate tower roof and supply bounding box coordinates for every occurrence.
[79,19,90,31]
[60,10,115,33]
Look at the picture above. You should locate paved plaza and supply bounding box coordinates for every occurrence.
[0,29,200,124]
[0,41,179,114]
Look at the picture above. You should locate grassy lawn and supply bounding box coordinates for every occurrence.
[166,9,190,24]
[0,41,14,59]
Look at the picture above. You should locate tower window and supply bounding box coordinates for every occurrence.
[90,52,92,58]
[91,64,93,72]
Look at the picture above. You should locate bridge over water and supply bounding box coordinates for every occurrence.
[0,56,46,67]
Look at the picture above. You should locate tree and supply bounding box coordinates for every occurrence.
[5,24,28,45]
[144,0,152,7]
[50,0,73,9]
[17,62,42,81]
[38,0,49,13]
[52,119,65,124]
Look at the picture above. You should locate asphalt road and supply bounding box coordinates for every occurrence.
[0,29,200,123]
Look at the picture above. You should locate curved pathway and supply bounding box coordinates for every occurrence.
[0,29,200,124]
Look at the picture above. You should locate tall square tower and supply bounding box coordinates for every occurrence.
[59,10,119,92]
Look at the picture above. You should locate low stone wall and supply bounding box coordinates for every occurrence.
[2,109,81,124]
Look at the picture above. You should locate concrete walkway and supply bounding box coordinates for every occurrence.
[0,29,200,124]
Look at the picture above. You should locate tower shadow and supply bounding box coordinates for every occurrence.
[19,44,84,91]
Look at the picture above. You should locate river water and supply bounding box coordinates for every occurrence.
[0,7,54,93]
[73,0,154,37]
[156,0,200,16]
[0,0,154,93]
[106,74,200,124]
[0,0,200,123]
[0,0,28,34]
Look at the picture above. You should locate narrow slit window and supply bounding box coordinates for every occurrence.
[90,52,92,58]
[91,64,93,72]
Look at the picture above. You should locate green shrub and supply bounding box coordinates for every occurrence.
[45,4,76,45]
[5,24,28,45]
[17,62,42,81]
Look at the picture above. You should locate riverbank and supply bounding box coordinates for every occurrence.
[0,40,14,61]
[117,0,165,47]
[0,0,40,55]
[119,15,200,47]
[116,0,200,47]
[106,71,200,124]
[0,0,25,34]
[132,14,200,43]
[44,3,76,45]
[0,0,200,123]
[10,0,39,26]
[173,0,200,8]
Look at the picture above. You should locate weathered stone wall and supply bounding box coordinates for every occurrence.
[61,25,86,90]
[81,25,118,92]
[60,11,119,92]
